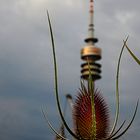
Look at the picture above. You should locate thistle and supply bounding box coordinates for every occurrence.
[43,6,140,140]
[73,85,109,139]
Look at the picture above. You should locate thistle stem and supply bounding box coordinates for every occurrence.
[87,59,96,140]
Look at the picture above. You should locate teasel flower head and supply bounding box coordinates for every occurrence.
[73,83,110,139]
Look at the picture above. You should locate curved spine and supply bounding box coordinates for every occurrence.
[124,41,140,65]
[42,108,69,140]
[109,37,128,136]
[111,100,139,140]
[47,11,80,140]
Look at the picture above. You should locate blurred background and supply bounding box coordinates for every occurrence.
[0,0,140,139]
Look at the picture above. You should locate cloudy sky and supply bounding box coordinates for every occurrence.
[0,0,140,139]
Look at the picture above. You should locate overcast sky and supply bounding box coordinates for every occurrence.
[0,0,140,140]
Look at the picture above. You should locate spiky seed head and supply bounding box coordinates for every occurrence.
[73,85,110,139]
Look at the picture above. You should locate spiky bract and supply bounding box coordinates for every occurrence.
[73,84,109,139]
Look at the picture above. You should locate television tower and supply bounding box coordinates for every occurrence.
[81,0,101,81]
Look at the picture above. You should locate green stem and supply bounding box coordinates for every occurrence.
[87,60,96,140]
[91,81,96,140]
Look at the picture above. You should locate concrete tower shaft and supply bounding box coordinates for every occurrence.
[81,0,102,81]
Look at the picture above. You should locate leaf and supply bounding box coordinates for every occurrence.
[111,100,139,140]
[47,10,79,139]
[42,108,68,140]
[109,37,128,136]
[124,41,140,65]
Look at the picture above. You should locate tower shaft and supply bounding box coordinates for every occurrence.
[81,0,102,81]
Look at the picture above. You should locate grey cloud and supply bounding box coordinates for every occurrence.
[0,0,140,139]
